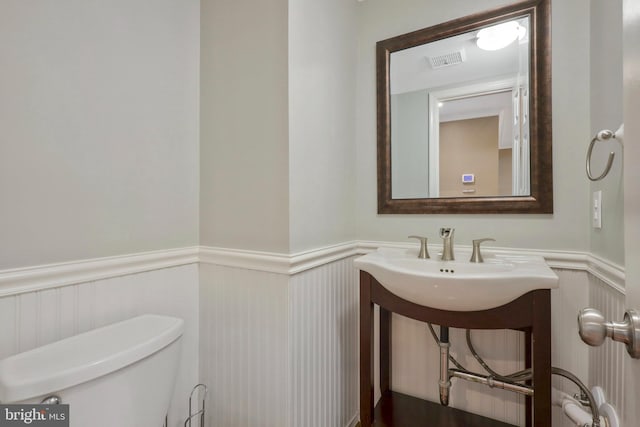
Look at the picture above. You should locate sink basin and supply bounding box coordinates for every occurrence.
[354,247,559,311]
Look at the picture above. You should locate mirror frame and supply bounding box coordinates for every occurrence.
[377,0,552,214]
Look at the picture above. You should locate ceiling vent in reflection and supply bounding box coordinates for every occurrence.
[428,49,466,69]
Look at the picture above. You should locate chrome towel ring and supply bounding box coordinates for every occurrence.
[586,124,624,181]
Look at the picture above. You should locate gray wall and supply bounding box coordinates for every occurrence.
[2,0,623,267]
[0,0,200,270]
[200,0,290,253]
[355,0,592,253]
[200,0,357,254]
[589,0,624,266]
[391,90,430,199]
[288,0,358,253]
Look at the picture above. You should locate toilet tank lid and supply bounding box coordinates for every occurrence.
[0,314,184,403]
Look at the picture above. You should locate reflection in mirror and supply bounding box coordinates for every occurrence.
[377,0,552,214]
[390,16,530,199]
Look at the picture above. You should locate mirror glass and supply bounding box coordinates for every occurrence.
[377,0,552,214]
[390,16,530,199]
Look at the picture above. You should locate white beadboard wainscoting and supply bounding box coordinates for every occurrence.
[289,257,359,427]
[0,243,626,427]
[199,264,290,427]
[198,256,360,427]
[551,269,591,427]
[588,274,626,418]
[0,260,200,427]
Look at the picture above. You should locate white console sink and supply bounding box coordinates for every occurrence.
[354,247,559,311]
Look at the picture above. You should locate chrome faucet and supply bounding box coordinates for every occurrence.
[439,228,454,261]
[408,235,430,259]
[470,238,495,263]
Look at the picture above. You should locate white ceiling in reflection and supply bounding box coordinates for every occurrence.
[390,17,529,95]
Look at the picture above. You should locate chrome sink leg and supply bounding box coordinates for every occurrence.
[439,326,451,406]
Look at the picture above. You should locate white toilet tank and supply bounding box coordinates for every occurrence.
[0,314,184,427]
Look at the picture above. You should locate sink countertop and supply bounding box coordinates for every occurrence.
[354,247,559,311]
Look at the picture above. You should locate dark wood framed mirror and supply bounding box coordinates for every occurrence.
[377,0,552,214]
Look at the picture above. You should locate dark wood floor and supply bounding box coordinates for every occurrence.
[363,391,517,427]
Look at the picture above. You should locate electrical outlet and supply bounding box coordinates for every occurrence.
[593,191,602,229]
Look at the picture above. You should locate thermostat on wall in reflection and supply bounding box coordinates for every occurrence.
[462,174,475,184]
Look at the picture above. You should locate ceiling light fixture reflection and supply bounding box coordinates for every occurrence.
[476,21,526,51]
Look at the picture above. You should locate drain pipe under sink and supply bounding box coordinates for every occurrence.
[438,326,451,406]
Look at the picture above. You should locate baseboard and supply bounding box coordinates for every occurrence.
[346,414,360,427]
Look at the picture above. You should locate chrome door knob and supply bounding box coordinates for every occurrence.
[578,308,640,358]
[577,308,608,346]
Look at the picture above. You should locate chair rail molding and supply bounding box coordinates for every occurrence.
[0,247,200,297]
[199,242,360,275]
[0,242,624,297]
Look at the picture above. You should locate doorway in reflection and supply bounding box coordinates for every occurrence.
[439,115,512,197]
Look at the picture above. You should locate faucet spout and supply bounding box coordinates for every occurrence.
[440,228,455,261]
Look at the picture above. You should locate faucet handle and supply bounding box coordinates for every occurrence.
[439,228,454,238]
[470,238,495,263]
[408,235,430,259]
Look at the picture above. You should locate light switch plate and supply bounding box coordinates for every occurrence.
[593,190,602,229]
